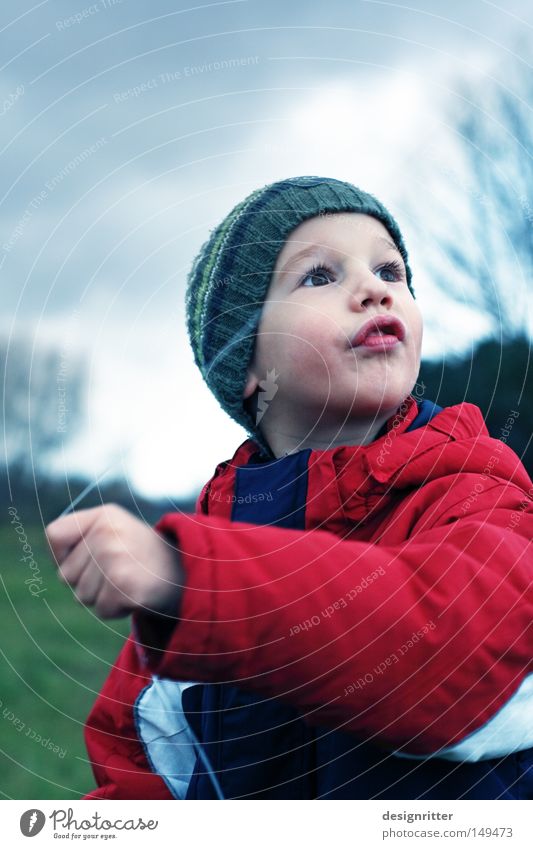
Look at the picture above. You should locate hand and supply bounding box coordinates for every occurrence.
[45,504,184,620]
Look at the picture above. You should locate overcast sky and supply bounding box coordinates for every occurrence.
[1,0,531,497]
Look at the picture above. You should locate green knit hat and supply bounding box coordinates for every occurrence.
[186,175,414,455]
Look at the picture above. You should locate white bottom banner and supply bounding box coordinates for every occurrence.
[3,799,533,848]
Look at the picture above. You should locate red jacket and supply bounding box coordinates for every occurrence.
[83,397,533,799]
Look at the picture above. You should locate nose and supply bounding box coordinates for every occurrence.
[346,265,393,312]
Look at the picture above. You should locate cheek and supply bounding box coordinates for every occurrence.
[257,308,333,372]
[407,303,423,355]
[287,319,337,386]
[414,318,424,356]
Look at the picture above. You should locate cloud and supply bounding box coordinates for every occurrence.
[2,0,529,495]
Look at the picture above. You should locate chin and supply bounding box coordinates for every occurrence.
[334,380,412,417]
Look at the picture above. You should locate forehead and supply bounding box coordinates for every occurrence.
[273,212,394,272]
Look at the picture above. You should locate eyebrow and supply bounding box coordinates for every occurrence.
[278,234,402,277]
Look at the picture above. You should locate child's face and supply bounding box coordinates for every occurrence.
[244,212,423,444]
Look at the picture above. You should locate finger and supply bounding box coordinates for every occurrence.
[56,538,93,587]
[93,583,133,620]
[45,507,105,564]
[73,561,105,607]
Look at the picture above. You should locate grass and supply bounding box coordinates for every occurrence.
[0,522,130,799]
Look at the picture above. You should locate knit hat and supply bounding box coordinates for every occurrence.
[186,175,414,455]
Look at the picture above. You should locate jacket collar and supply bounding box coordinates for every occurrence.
[232,394,421,471]
[197,398,524,527]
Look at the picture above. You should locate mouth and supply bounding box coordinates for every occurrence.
[350,315,406,350]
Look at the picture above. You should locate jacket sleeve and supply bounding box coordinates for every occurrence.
[132,473,533,759]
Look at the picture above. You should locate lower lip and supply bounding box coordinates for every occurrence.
[354,333,402,351]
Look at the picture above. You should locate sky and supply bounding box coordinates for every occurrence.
[1,0,531,498]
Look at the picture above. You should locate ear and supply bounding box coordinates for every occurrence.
[243,368,259,400]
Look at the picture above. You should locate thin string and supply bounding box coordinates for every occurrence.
[180,710,225,800]
[58,468,225,800]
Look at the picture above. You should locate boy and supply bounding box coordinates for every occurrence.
[46,176,533,800]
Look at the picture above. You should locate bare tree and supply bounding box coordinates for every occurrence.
[1,329,86,478]
[410,49,533,340]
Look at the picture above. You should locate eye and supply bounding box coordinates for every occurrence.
[299,264,336,287]
[374,259,405,283]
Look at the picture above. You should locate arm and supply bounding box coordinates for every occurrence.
[132,476,533,758]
